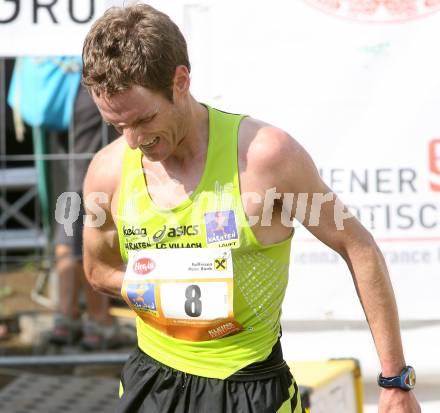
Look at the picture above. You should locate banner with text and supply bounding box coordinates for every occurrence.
[2,0,438,320]
[185,0,440,320]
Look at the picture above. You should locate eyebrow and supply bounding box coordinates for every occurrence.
[104,112,156,128]
[132,112,156,125]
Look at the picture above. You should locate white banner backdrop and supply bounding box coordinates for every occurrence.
[2,0,439,319]
[0,0,121,56]
[180,0,440,321]
[0,0,188,56]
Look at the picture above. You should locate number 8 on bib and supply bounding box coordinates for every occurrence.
[122,248,243,341]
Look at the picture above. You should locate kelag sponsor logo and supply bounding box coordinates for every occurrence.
[304,0,440,23]
[124,226,152,250]
[123,225,148,237]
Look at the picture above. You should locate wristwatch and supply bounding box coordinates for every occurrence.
[377,366,416,391]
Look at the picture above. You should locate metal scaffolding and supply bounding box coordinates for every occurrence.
[0,57,111,272]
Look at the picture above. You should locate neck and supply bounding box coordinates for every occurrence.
[161,96,209,171]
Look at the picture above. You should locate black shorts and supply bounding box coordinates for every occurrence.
[117,344,304,413]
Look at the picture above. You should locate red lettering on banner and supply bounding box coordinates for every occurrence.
[429,139,440,192]
[133,258,156,275]
[304,0,440,22]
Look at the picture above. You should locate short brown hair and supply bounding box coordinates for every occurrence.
[82,4,190,100]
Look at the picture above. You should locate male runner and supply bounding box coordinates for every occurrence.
[81,4,421,413]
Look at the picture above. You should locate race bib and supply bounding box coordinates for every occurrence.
[121,248,243,341]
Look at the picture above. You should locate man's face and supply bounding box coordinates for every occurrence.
[93,85,186,162]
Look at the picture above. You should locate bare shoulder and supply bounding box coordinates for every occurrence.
[84,136,126,199]
[238,117,316,189]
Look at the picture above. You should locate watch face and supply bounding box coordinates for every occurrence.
[378,366,416,390]
[403,366,416,389]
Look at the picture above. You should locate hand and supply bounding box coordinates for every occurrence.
[378,388,421,413]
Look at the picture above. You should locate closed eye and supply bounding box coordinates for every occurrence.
[105,113,157,135]
[137,113,157,127]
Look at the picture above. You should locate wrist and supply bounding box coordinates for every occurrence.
[380,360,406,377]
[378,365,416,391]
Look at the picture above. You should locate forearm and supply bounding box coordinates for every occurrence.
[342,242,405,376]
[82,237,125,298]
[86,264,124,298]
[82,221,125,298]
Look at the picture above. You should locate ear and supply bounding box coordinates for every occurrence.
[172,65,190,99]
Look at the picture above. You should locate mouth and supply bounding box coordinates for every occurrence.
[140,136,160,150]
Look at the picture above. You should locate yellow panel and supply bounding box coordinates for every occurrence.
[353,364,364,413]
[110,306,136,318]
[288,359,358,389]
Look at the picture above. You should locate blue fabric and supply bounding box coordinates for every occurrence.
[7,56,82,131]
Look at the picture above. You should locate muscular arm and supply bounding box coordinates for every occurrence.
[82,142,125,298]
[273,133,404,376]
[83,212,124,298]
[251,125,419,411]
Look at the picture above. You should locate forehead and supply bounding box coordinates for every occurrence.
[93,85,161,124]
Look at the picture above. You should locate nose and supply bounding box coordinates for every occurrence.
[124,128,144,150]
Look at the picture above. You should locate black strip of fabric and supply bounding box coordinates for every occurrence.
[117,347,295,413]
[227,339,290,381]
[290,381,299,412]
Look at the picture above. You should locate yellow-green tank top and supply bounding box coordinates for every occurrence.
[117,106,292,379]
